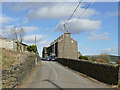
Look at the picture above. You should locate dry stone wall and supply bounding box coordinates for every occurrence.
[2,52,40,89]
[56,58,119,85]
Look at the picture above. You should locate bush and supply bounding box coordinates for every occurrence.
[27,45,38,53]
[79,56,88,60]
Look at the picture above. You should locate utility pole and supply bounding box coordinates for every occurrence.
[54,43,55,55]
[63,24,65,58]
[35,36,36,45]
[63,24,65,36]
[35,35,37,65]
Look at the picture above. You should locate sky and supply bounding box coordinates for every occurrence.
[1,1,119,56]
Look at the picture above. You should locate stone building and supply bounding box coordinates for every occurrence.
[0,37,27,52]
[42,47,48,58]
[19,42,27,52]
[42,33,81,59]
[0,38,17,51]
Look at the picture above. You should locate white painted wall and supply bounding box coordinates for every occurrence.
[0,38,17,51]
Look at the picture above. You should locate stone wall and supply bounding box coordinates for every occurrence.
[56,58,119,85]
[2,52,40,89]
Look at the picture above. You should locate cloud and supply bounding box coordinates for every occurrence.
[101,47,118,55]
[22,26,38,32]
[4,3,99,23]
[8,2,50,12]
[88,32,110,40]
[1,25,14,36]
[25,3,98,21]
[54,18,101,34]
[105,11,118,17]
[23,34,44,43]
[1,25,38,37]
[0,15,13,24]
[39,40,50,46]
[103,48,111,51]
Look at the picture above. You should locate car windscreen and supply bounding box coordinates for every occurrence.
[51,55,55,58]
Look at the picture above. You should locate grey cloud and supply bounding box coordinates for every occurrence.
[26,3,98,21]
[23,34,44,43]
[54,18,101,34]
[1,25,38,37]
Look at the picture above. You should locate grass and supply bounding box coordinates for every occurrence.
[2,48,21,70]
[2,48,33,70]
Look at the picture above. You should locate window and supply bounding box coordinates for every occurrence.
[71,40,73,43]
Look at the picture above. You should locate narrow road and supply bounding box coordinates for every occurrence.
[20,61,111,88]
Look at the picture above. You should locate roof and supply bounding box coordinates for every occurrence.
[50,35,63,45]
[16,42,27,46]
[50,33,78,46]
[43,47,48,49]
[20,42,27,46]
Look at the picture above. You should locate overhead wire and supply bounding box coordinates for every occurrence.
[62,0,94,58]
[66,0,94,31]
[64,0,82,25]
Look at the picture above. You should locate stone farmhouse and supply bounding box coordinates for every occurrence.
[42,33,81,59]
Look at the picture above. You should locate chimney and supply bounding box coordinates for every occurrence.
[64,33,71,38]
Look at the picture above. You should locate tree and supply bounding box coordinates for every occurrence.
[79,55,88,60]
[98,53,110,61]
[19,28,25,43]
[11,27,25,52]
[27,45,38,54]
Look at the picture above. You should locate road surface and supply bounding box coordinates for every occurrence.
[19,61,111,88]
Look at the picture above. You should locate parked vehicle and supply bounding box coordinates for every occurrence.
[109,61,116,64]
[47,56,50,61]
[48,55,56,61]
[41,57,47,61]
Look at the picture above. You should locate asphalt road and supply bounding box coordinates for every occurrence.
[20,61,111,88]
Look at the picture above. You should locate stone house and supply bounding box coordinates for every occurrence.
[0,37,27,52]
[42,33,81,59]
[0,38,17,51]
